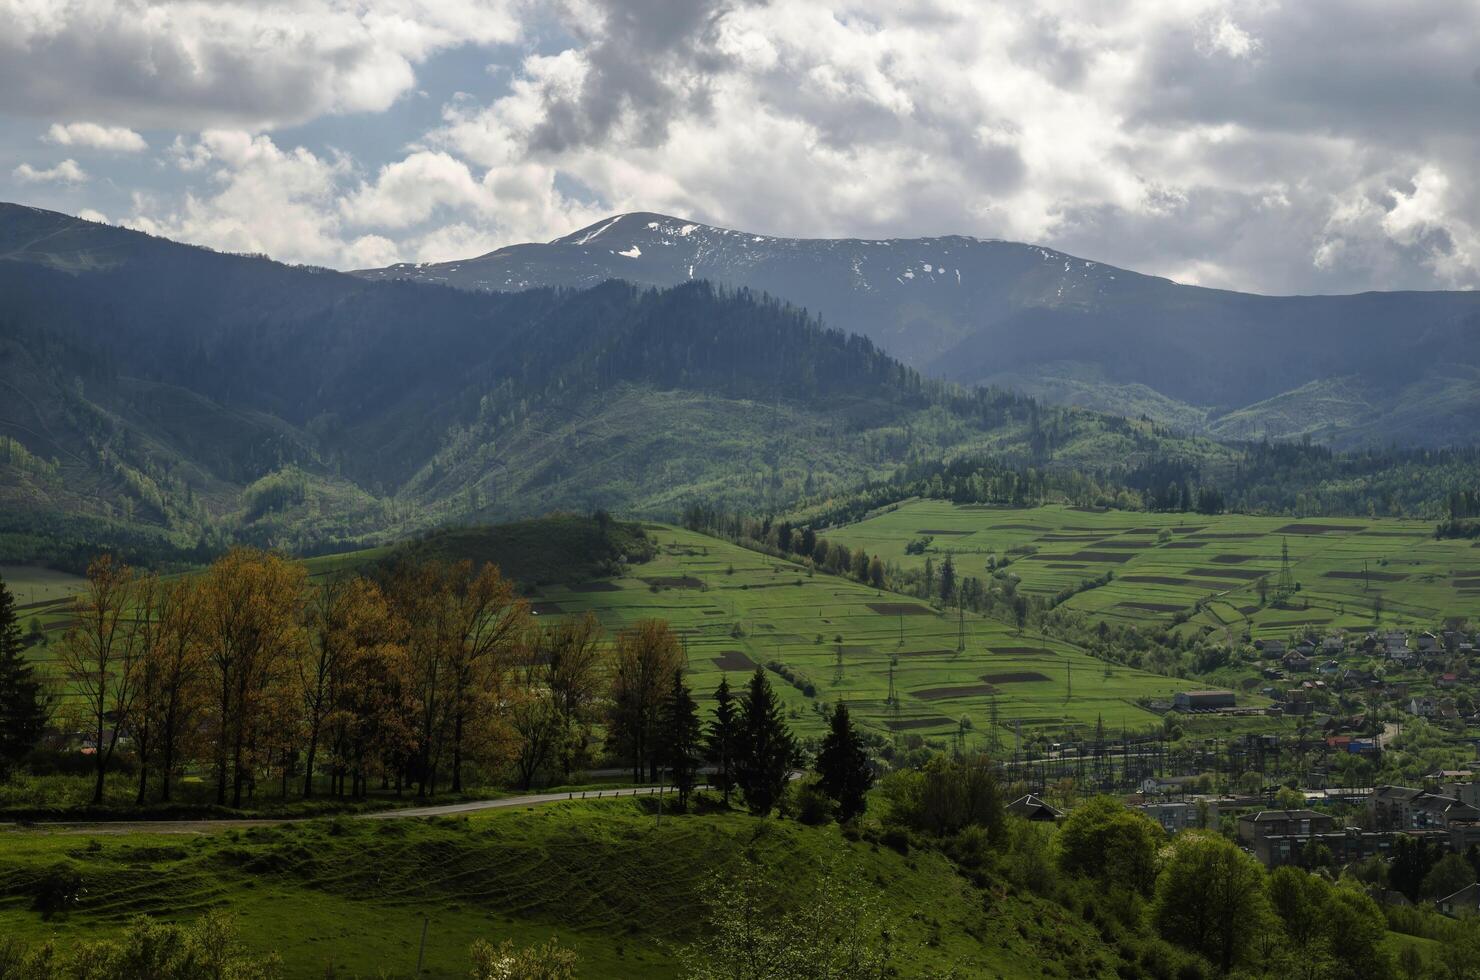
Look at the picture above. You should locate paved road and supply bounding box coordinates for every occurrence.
[0,784,687,835]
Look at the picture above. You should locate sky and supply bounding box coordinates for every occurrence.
[2,0,1478,294]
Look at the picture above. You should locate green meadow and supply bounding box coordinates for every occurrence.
[0,799,1122,980]
[493,525,1191,739]
[824,501,1480,640]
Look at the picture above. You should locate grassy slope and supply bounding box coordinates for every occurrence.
[823,501,1480,638]
[0,800,1121,979]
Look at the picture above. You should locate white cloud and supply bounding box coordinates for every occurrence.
[13,158,88,183]
[0,0,522,131]
[71,0,1480,295]
[44,121,147,152]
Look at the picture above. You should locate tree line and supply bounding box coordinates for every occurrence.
[0,557,884,819]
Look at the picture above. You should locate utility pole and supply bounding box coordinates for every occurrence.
[957,600,966,653]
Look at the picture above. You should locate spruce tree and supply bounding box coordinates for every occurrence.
[939,554,956,603]
[706,677,740,805]
[815,703,873,822]
[735,668,797,816]
[0,575,48,778]
[659,670,703,808]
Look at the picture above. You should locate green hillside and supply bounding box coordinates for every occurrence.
[0,799,1126,979]
[824,501,1480,639]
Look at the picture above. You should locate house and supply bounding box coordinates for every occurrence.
[1283,652,1314,673]
[1417,632,1440,654]
[1174,690,1236,712]
[1317,660,1341,676]
[1438,883,1480,917]
[1140,775,1201,797]
[1323,635,1345,654]
[1410,697,1437,719]
[1370,785,1480,831]
[1007,794,1063,822]
[1136,800,1217,834]
[1385,631,1410,656]
[1260,639,1287,657]
[1439,673,1461,689]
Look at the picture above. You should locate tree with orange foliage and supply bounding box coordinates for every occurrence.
[607,619,685,781]
[57,555,142,805]
[131,572,210,804]
[200,548,306,807]
[444,561,528,793]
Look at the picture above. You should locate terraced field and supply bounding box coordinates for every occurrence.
[825,501,1480,639]
[520,525,1191,738]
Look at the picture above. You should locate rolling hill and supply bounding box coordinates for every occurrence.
[357,211,1480,448]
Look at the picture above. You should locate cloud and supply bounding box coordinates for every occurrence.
[83,0,1480,294]
[44,122,147,152]
[0,0,522,131]
[13,159,88,183]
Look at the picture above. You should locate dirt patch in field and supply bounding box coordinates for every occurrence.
[1170,526,1208,534]
[886,717,952,731]
[989,523,1046,530]
[1119,601,1186,613]
[867,602,935,616]
[1459,589,1480,597]
[568,580,621,592]
[990,646,1058,656]
[712,650,758,671]
[1060,551,1137,563]
[1210,554,1256,564]
[1324,570,1407,582]
[1038,533,1105,541]
[914,684,998,701]
[641,575,705,589]
[1275,523,1367,534]
[1095,540,1155,549]
[981,671,1051,684]
[530,601,565,615]
[916,529,973,535]
[897,649,955,658]
[1361,531,1428,538]
[1186,568,1265,580]
[1123,528,1160,534]
[1238,605,1261,614]
[1189,532,1261,540]
[1047,563,1088,569]
[1162,542,1206,549]
[1122,575,1194,586]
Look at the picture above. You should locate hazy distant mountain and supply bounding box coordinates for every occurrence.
[358,212,1480,447]
[1,203,1221,559]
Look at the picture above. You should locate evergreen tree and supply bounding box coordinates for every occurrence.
[735,668,798,816]
[706,677,740,805]
[815,703,873,822]
[659,670,703,808]
[0,575,48,778]
[938,554,956,603]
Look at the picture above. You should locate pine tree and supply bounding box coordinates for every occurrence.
[706,678,739,805]
[735,668,797,816]
[939,554,956,603]
[815,703,873,822]
[0,575,48,778]
[659,670,703,808]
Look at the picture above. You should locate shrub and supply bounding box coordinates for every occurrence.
[31,864,82,921]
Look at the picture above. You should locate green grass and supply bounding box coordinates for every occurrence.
[1,564,87,608]
[824,501,1480,639]
[0,800,1122,979]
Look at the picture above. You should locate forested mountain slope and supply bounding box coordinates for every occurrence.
[0,203,1227,563]
[358,211,1480,448]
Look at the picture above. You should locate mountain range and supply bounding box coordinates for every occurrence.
[1,202,1228,562]
[358,212,1480,448]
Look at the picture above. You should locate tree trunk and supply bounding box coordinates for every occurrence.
[451,708,464,793]
[303,729,319,798]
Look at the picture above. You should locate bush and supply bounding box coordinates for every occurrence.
[784,777,835,826]
[31,864,82,920]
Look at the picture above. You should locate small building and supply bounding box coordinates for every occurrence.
[1438,883,1480,918]
[1007,794,1063,822]
[1283,652,1314,673]
[1260,639,1287,657]
[1173,690,1236,712]
[1136,800,1217,834]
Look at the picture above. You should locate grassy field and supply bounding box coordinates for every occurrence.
[487,524,1192,740]
[824,501,1480,640]
[0,799,1123,979]
[1,564,88,608]
[16,521,1189,745]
